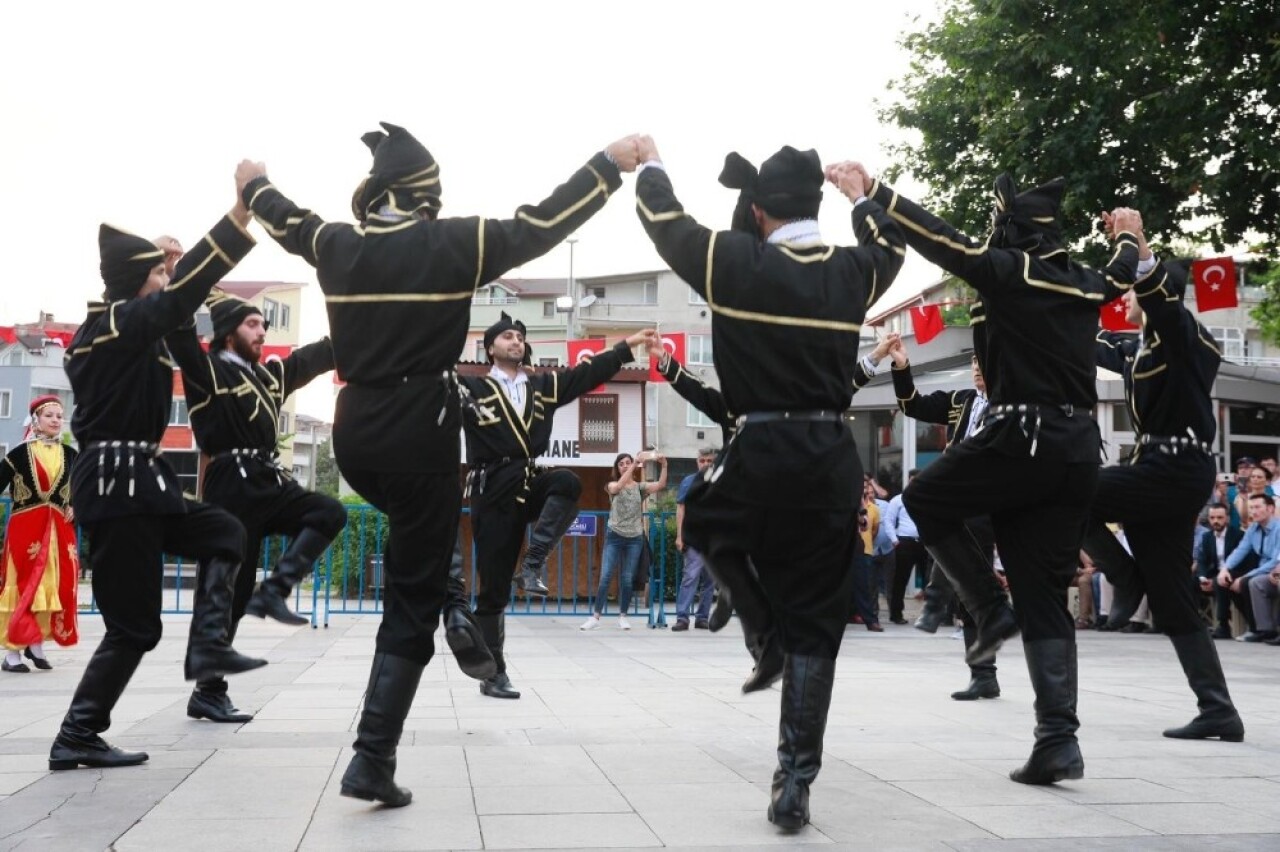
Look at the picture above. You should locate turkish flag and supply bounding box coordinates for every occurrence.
[649,332,686,382]
[566,338,606,367]
[0,326,15,344]
[910,305,945,344]
[1192,257,1238,312]
[1100,296,1138,331]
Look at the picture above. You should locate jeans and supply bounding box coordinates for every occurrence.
[593,529,644,616]
[676,546,714,622]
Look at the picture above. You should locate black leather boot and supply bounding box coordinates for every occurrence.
[444,537,496,681]
[768,655,836,831]
[245,528,331,626]
[1162,630,1245,742]
[477,613,520,699]
[184,558,269,682]
[1081,520,1145,629]
[188,617,254,722]
[49,641,150,770]
[705,553,758,633]
[913,566,955,634]
[517,495,578,598]
[951,624,1000,699]
[924,532,1018,665]
[340,652,425,807]
[742,628,784,693]
[1009,638,1084,785]
[708,585,732,632]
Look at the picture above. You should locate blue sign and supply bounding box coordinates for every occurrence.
[564,514,598,537]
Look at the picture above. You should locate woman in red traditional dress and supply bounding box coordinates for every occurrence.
[0,395,79,671]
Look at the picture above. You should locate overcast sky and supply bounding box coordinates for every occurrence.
[0,0,945,418]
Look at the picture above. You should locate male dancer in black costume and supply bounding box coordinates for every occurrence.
[240,122,642,806]
[165,289,348,722]
[1084,214,1243,742]
[452,314,652,700]
[50,168,267,770]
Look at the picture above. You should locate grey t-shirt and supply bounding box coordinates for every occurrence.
[608,484,645,538]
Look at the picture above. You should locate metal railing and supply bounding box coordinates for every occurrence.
[0,500,680,629]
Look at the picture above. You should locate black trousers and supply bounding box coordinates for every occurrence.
[340,469,459,665]
[470,468,580,616]
[889,538,929,621]
[904,439,1097,643]
[1084,452,1217,637]
[85,501,246,653]
[205,472,347,623]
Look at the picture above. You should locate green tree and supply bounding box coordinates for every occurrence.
[313,436,340,498]
[880,1,1280,276]
[1248,260,1280,344]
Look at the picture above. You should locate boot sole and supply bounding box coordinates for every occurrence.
[245,601,309,626]
[49,755,149,771]
[1010,762,1084,785]
[185,657,269,682]
[766,807,809,830]
[446,631,498,681]
[340,785,413,807]
[187,709,254,723]
[1163,730,1245,742]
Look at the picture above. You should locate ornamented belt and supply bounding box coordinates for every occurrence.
[1136,432,1214,456]
[211,447,286,482]
[83,440,163,497]
[735,410,844,428]
[982,403,1084,457]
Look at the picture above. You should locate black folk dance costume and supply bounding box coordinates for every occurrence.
[657,350,875,693]
[1084,260,1243,741]
[165,293,346,723]
[243,121,627,807]
[891,351,1004,701]
[51,219,267,771]
[453,313,637,700]
[637,147,905,829]
[870,174,1139,784]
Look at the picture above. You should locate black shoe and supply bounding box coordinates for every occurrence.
[185,557,270,681]
[1210,626,1232,640]
[708,590,732,632]
[480,671,521,699]
[187,689,253,723]
[244,587,310,626]
[694,619,710,630]
[1009,639,1083,786]
[2,659,31,673]
[768,655,836,831]
[1162,631,1246,741]
[24,648,53,670]
[340,653,424,807]
[1265,636,1280,647]
[1240,631,1277,643]
[1119,621,1149,634]
[890,617,909,625]
[49,733,148,770]
[671,619,689,632]
[966,604,1019,666]
[743,632,784,693]
[515,569,549,598]
[444,606,497,681]
[951,676,1000,701]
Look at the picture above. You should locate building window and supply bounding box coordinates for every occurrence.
[579,394,619,454]
[471,285,516,305]
[279,411,291,434]
[642,280,658,305]
[1207,326,1244,360]
[166,451,200,497]
[543,301,555,318]
[538,357,561,367]
[474,340,487,362]
[1112,403,1134,433]
[591,287,606,300]
[687,403,716,428]
[279,303,291,330]
[262,298,279,328]
[170,398,189,426]
[0,389,10,418]
[688,335,713,365]
[688,290,707,305]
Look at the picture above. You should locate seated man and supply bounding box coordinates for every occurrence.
[1195,503,1250,639]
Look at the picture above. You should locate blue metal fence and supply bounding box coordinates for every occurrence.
[1,498,680,629]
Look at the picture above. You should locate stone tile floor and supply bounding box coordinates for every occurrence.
[1,611,1278,850]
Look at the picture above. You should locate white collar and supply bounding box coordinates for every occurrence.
[217,348,254,371]
[767,219,822,246]
[487,364,528,385]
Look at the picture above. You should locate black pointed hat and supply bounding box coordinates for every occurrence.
[755,146,823,221]
[718,152,761,238]
[352,121,442,221]
[207,289,267,349]
[99,224,164,300]
[990,174,1066,253]
[483,311,531,365]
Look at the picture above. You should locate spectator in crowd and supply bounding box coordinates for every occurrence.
[1075,550,1098,630]
[673,448,718,632]
[884,470,928,626]
[849,484,884,632]
[1225,494,1280,643]
[1196,503,1249,639]
[1234,467,1274,532]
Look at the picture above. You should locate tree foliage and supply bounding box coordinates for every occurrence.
[880,0,1280,263]
[313,436,340,498]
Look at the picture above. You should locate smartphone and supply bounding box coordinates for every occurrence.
[1217,472,1235,484]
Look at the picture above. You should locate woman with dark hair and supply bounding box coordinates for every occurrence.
[580,451,667,631]
[0,396,80,672]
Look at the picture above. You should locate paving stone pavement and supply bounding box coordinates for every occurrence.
[1,611,1278,851]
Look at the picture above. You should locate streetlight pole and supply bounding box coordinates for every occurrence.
[566,237,577,340]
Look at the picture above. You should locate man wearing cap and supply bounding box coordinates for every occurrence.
[1084,223,1244,742]
[238,123,642,806]
[862,165,1141,785]
[49,167,268,771]
[634,139,905,829]
[162,289,347,723]
[451,314,652,700]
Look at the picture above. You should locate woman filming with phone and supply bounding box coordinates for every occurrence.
[580,450,667,631]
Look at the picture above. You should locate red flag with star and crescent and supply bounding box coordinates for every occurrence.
[649,333,686,382]
[1100,296,1138,332]
[910,304,945,344]
[1192,257,1238,312]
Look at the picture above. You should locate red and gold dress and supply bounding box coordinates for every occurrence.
[0,440,79,649]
